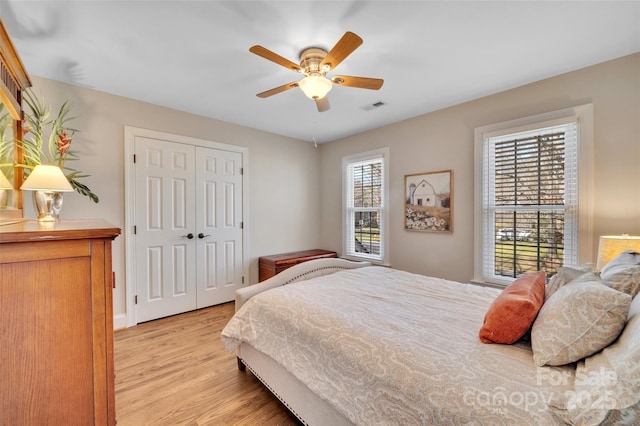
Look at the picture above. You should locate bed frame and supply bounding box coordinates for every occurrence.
[234,258,371,425]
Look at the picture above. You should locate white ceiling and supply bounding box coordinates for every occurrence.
[3,1,639,143]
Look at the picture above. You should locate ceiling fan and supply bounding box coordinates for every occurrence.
[250,31,384,112]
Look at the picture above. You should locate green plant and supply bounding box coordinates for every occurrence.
[19,89,99,203]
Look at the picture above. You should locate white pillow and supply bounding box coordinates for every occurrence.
[559,293,640,425]
[545,263,592,301]
[600,250,640,298]
[531,273,631,366]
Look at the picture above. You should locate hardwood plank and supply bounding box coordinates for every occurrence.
[114,303,301,425]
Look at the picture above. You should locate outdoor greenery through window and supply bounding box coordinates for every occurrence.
[482,122,578,283]
[343,149,387,262]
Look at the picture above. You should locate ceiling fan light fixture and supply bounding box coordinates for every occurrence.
[298,75,333,100]
[250,32,382,112]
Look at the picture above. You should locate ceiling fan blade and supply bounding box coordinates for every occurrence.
[256,82,299,98]
[249,45,303,73]
[316,96,330,112]
[331,75,384,90]
[320,31,363,71]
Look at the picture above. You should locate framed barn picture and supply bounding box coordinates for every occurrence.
[404,170,453,232]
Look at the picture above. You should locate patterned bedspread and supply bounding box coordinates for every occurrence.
[221,266,574,425]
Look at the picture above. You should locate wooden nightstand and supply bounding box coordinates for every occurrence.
[259,249,338,281]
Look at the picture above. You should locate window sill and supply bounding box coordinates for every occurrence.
[342,255,390,267]
[470,278,507,289]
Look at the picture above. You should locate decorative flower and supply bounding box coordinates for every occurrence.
[57,132,72,157]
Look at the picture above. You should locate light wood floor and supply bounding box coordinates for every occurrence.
[114,302,301,425]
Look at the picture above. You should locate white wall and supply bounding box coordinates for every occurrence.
[319,53,640,283]
[24,76,322,320]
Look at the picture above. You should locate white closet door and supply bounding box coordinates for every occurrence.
[134,137,197,323]
[195,146,243,307]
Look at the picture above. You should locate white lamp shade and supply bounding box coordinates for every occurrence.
[0,172,12,189]
[596,235,640,270]
[21,165,73,192]
[298,75,333,100]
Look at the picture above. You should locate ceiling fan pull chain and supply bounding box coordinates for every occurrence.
[312,111,320,148]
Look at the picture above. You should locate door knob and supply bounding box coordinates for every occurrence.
[182,233,194,239]
[198,233,211,239]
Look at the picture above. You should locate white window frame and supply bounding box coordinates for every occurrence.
[473,105,593,286]
[342,147,390,265]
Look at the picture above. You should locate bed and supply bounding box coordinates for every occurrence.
[221,256,640,425]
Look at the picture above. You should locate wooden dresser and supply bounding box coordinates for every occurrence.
[259,249,338,282]
[0,219,120,426]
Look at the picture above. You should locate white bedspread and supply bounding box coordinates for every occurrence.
[221,266,574,425]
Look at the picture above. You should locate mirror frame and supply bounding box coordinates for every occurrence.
[1,19,33,219]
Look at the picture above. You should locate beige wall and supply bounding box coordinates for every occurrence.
[20,53,639,320]
[319,53,640,283]
[25,76,322,320]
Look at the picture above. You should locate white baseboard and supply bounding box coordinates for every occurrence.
[114,313,128,331]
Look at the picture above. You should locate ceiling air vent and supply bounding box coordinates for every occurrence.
[361,100,387,111]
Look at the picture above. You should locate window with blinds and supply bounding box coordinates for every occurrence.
[343,149,388,262]
[482,122,578,283]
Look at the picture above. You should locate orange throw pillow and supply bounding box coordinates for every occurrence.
[479,271,546,344]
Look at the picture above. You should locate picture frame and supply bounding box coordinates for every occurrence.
[404,170,453,232]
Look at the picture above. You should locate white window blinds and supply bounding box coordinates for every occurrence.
[482,121,578,284]
[344,152,386,262]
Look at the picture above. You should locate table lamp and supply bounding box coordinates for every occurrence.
[596,234,640,270]
[21,165,74,222]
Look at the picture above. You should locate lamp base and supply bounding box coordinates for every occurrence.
[33,190,64,222]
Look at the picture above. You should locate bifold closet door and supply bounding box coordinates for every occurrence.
[134,137,197,323]
[133,137,244,322]
[195,146,243,308]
